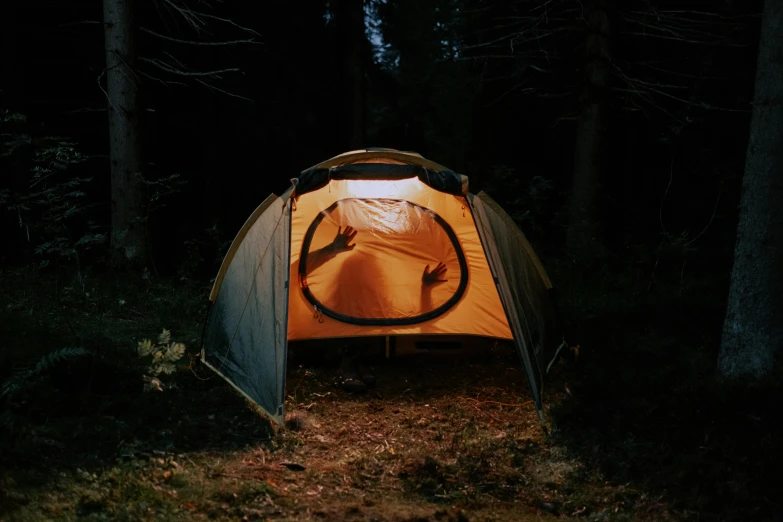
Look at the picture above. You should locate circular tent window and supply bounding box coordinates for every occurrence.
[299,198,469,325]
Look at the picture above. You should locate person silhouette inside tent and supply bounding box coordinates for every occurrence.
[306,225,448,392]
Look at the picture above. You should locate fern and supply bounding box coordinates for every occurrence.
[137,329,186,392]
[1,347,88,400]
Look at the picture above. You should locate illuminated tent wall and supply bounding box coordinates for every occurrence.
[202,149,563,424]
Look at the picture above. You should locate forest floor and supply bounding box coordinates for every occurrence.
[0,267,780,522]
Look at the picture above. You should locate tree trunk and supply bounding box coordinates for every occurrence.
[335,0,366,150]
[718,0,783,382]
[568,0,611,253]
[103,0,147,265]
[1,3,24,114]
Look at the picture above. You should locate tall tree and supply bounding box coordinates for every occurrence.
[568,0,612,253]
[372,0,467,160]
[334,0,367,149]
[718,0,783,382]
[103,0,147,265]
[101,0,259,265]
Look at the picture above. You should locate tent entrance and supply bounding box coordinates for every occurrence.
[298,198,469,326]
[288,179,513,342]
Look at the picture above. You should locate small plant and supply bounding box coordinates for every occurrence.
[137,329,186,392]
[1,114,102,289]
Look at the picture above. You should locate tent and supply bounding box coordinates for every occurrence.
[202,148,564,424]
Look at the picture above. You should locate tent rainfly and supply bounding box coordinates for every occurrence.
[202,148,564,424]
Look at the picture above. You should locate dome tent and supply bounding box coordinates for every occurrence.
[202,148,564,424]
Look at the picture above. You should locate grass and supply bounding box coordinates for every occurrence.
[0,263,780,522]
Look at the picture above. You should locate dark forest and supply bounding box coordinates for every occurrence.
[1,0,782,520]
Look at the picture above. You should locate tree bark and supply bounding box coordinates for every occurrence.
[718,0,783,382]
[103,0,147,265]
[568,0,611,253]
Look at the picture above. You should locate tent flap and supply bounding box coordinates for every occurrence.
[202,194,291,425]
[470,191,559,413]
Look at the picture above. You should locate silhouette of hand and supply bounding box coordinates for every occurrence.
[422,262,448,286]
[331,225,357,253]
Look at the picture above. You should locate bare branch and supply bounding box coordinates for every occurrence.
[138,70,188,87]
[642,84,749,113]
[455,51,565,62]
[97,67,121,120]
[460,25,573,52]
[140,26,258,46]
[487,83,537,105]
[684,189,721,248]
[611,64,749,115]
[610,65,685,123]
[620,30,748,47]
[160,0,207,33]
[161,51,189,68]
[194,79,254,102]
[636,61,725,81]
[139,56,240,77]
[198,12,262,37]
[610,73,690,91]
[625,9,761,21]
[549,115,577,128]
[159,0,261,37]
[110,49,142,85]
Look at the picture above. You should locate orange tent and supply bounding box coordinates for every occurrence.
[202,149,563,424]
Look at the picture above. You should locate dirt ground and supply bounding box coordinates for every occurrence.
[0,344,672,522]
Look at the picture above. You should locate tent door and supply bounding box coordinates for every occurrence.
[202,192,292,425]
[468,193,547,418]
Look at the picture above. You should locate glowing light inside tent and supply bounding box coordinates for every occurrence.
[332,177,421,200]
[321,178,425,233]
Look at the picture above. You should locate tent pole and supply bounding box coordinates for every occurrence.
[385,336,390,358]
